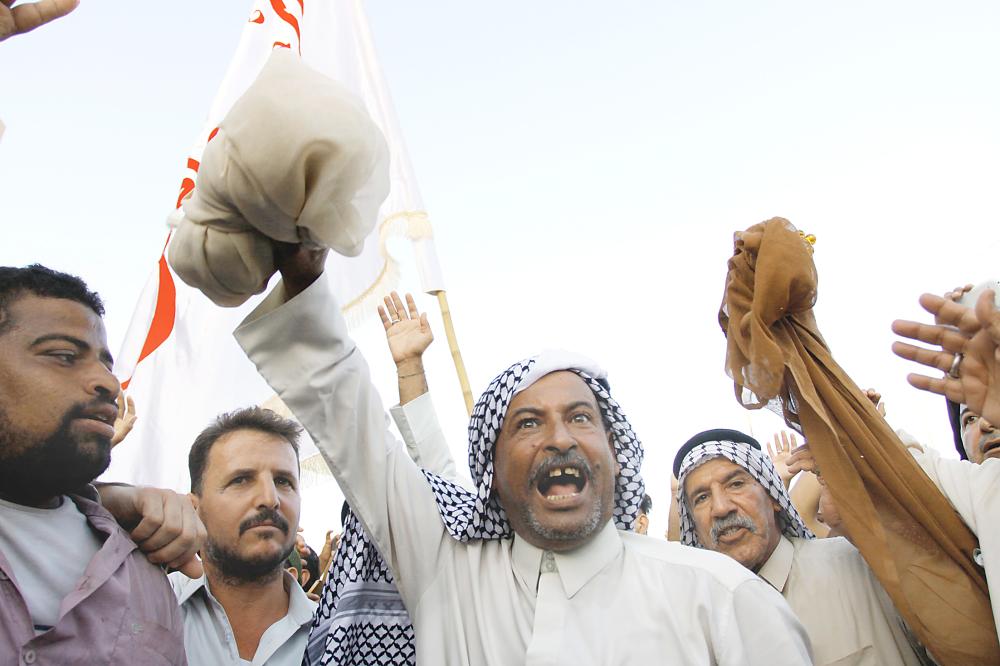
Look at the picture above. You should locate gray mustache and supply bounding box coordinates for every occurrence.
[710,513,756,544]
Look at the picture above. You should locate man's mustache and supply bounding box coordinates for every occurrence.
[239,508,289,535]
[710,513,756,544]
[529,451,592,486]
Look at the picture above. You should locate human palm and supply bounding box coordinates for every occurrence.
[892,290,1000,426]
[378,291,432,364]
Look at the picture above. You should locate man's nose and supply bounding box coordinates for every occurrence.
[255,479,281,509]
[980,417,995,433]
[544,419,577,453]
[709,491,737,518]
[86,361,120,399]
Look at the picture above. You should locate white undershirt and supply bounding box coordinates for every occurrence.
[0,495,104,633]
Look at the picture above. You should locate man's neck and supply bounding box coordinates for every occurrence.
[0,490,62,509]
[204,562,291,661]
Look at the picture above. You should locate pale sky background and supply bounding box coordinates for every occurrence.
[2,1,999,545]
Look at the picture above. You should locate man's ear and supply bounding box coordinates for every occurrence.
[188,492,200,512]
[608,432,620,475]
[635,513,649,535]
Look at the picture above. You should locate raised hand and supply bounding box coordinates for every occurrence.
[378,292,432,366]
[892,290,1000,426]
[110,391,137,448]
[1,0,77,42]
[767,431,799,489]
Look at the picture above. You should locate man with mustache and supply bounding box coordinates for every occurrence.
[169,406,317,665]
[242,244,810,665]
[675,429,928,665]
[0,264,196,664]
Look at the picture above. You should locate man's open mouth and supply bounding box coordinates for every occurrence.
[536,465,587,501]
[982,439,1000,457]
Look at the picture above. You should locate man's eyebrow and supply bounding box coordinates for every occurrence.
[30,334,115,367]
[565,400,598,412]
[509,406,544,419]
[31,333,88,349]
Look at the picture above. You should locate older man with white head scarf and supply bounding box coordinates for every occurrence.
[676,429,930,666]
[234,244,811,665]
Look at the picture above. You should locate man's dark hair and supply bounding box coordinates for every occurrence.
[189,407,302,494]
[639,493,653,515]
[0,264,105,335]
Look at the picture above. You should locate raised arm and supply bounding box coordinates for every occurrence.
[234,243,447,601]
[379,290,461,483]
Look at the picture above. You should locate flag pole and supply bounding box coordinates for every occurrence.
[431,290,473,415]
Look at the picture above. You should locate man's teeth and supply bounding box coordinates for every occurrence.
[547,467,580,478]
[546,492,580,501]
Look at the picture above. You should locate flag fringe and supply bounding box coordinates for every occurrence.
[339,209,433,329]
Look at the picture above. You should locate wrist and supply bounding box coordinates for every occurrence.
[396,358,424,376]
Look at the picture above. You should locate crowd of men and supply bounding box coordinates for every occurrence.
[6,4,1000,666]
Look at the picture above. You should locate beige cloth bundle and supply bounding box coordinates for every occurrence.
[169,50,389,306]
[720,218,999,665]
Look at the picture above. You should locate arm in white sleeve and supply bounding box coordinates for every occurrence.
[727,579,814,665]
[389,392,461,484]
[909,445,984,534]
[234,276,447,602]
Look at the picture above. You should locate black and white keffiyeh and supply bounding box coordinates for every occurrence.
[675,431,813,548]
[305,352,645,665]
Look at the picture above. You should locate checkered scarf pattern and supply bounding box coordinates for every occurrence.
[305,356,645,665]
[676,439,813,548]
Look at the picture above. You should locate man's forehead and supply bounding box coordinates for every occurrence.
[209,429,299,474]
[508,370,597,409]
[7,296,107,338]
[684,457,754,491]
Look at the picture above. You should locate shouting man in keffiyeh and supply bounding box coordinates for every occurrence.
[675,429,929,666]
[234,244,811,665]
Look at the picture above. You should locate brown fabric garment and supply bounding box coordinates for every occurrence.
[720,217,999,665]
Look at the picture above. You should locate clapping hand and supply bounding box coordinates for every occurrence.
[892,290,1000,427]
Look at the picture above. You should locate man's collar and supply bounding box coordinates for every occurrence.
[756,535,793,593]
[179,570,317,623]
[284,569,319,623]
[511,520,622,598]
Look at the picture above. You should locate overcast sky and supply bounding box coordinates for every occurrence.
[2,0,999,541]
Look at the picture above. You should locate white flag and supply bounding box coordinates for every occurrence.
[106,0,445,492]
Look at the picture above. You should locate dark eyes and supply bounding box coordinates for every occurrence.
[692,493,708,506]
[963,414,979,427]
[46,351,77,364]
[517,418,540,430]
[571,412,592,424]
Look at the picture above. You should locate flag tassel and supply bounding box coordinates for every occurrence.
[432,290,473,415]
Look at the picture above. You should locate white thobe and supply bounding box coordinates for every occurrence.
[758,536,927,665]
[909,445,1000,635]
[169,571,316,665]
[235,275,813,665]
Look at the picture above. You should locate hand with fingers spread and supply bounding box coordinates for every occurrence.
[378,291,433,365]
[892,289,1000,426]
[766,431,799,489]
[0,0,77,42]
[97,484,206,578]
[110,391,137,448]
[378,291,433,405]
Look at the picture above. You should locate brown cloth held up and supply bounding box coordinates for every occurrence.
[720,217,999,665]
